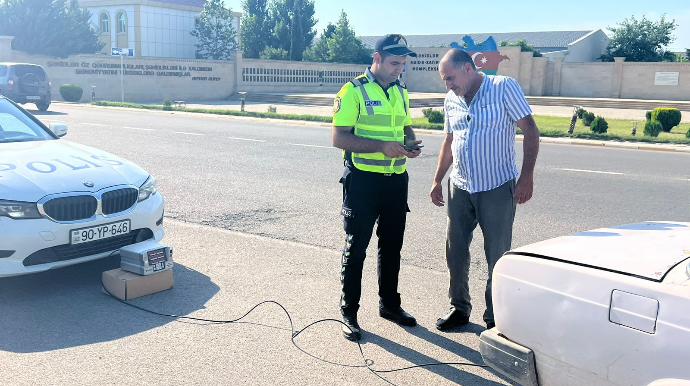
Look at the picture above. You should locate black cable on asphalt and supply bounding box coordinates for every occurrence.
[102,284,488,386]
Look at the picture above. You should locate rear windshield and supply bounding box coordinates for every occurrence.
[0,65,7,77]
[12,65,47,81]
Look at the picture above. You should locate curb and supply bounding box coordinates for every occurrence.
[59,103,690,153]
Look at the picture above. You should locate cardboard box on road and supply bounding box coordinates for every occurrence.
[102,268,173,300]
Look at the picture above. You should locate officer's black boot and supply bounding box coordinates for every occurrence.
[342,314,362,341]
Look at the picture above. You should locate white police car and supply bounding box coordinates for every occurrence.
[480,221,690,386]
[0,96,164,277]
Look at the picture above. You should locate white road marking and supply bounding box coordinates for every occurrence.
[288,143,335,149]
[560,168,624,175]
[174,131,204,136]
[124,127,154,131]
[230,137,266,142]
[82,123,107,127]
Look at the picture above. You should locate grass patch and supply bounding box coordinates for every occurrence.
[92,101,690,145]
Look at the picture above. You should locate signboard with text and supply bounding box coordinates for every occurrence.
[111,48,134,57]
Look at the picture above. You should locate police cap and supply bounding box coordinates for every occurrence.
[374,34,417,57]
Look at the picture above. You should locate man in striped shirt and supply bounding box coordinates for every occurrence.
[430,48,540,331]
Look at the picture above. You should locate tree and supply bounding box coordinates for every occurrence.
[0,0,102,57]
[259,46,289,60]
[306,10,371,64]
[600,15,678,62]
[191,0,237,60]
[302,22,335,62]
[267,0,316,61]
[240,0,270,58]
[499,39,542,57]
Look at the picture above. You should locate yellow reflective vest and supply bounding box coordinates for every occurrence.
[332,70,411,174]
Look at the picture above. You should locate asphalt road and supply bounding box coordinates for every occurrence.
[0,104,688,386]
[33,104,690,271]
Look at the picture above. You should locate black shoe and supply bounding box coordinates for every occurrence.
[342,315,362,341]
[436,309,470,331]
[486,321,496,330]
[379,306,417,327]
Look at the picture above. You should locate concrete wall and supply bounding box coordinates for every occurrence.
[619,62,690,100]
[11,50,236,102]
[0,36,12,62]
[559,62,616,97]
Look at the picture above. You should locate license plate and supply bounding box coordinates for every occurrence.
[70,220,131,245]
[26,96,41,100]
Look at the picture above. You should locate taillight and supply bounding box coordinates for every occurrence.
[7,77,14,88]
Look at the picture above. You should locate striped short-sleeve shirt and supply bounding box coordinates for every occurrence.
[444,75,532,193]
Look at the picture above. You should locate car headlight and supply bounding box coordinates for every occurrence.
[0,200,42,219]
[138,176,158,202]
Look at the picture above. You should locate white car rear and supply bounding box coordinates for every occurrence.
[480,222,690,386]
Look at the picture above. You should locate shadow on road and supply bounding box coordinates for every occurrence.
[363,325,513,385]
[0,256,219,353]
[26,109,68,116]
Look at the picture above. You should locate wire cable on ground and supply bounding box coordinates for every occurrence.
[102,285,488,386]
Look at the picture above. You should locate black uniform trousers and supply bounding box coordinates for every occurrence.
[339,165,409,316]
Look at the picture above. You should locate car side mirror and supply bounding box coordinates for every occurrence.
[49,122,68,138]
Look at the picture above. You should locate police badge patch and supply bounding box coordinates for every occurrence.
[333,97,341,113]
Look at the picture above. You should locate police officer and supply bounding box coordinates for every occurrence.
[332,34,422,341]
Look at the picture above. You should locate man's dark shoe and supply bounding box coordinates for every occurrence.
[342,315,362,341]
[486,321,496,330]
[379,306,417,327]
[436,309,470,331]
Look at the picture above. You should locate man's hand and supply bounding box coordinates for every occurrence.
[430,182,445,207]
[514,174,534,204]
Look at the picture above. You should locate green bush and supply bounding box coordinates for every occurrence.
[643,120,663,137]
[59,84,83,102]
[651,108,682,132]
[590,116,608,134]
[163,98,172,106]
[582,112,595,126]
[422,108,433,118]
[576,108,587,119]
[645,110,652,121]
[427,110,444,124]
[686,127,690,138]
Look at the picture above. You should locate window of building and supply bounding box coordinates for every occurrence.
[100,12,110,33]
[117,12,127,33]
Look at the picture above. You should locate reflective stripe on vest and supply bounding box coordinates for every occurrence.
[348,76,408,174]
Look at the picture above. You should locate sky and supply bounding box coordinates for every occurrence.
[225,0,690,52]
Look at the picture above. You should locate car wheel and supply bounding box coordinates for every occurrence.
[36,102,50,111]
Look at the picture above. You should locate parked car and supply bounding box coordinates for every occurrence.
[479,221,690,386]
[0,63,51,111]
[0,95,164,277]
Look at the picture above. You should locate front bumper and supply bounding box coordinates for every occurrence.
[0,193,164,277]
[479,328,539,386]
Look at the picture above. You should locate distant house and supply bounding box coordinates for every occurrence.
[360,30,609,62]
[77,0,241,59]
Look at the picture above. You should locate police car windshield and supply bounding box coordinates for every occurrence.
[0,98,54,143]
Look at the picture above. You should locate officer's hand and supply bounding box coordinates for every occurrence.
[430,182,445,207]
[381,141,408,158]
[405,140,423,158]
